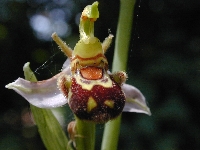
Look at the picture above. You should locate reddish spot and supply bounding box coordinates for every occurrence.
[81,15,88,20]
[80,67,102,80]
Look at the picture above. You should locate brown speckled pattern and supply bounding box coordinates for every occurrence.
[69,77,125,123]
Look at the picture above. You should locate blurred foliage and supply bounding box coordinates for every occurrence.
[1,0,200,149]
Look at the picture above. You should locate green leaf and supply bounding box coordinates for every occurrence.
[30,106,70,150]
[23,62,72,150]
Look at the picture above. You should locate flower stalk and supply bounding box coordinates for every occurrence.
[102,0,136,149]
[75,117,96,150]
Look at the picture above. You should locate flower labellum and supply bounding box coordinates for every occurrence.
[5,1,151,124]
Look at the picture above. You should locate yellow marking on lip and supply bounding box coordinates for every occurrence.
[104,100,114,108]
[87,97,97,113]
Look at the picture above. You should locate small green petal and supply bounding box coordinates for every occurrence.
[23,62,37,82]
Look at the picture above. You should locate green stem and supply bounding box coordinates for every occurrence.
[101,0,136,150]
[112,0,136,72]
[101,115,122,150]
[76,117,96,150]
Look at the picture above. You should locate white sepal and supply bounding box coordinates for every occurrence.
[5,77,67,108]
[122,84,151,115]
[5,60,71,108]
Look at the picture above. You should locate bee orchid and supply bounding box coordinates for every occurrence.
[5,1,150,123]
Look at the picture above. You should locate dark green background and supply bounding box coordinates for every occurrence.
[1,0,200,149]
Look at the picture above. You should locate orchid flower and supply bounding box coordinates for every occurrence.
[5,1,150,123]
[5,1,150,149]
